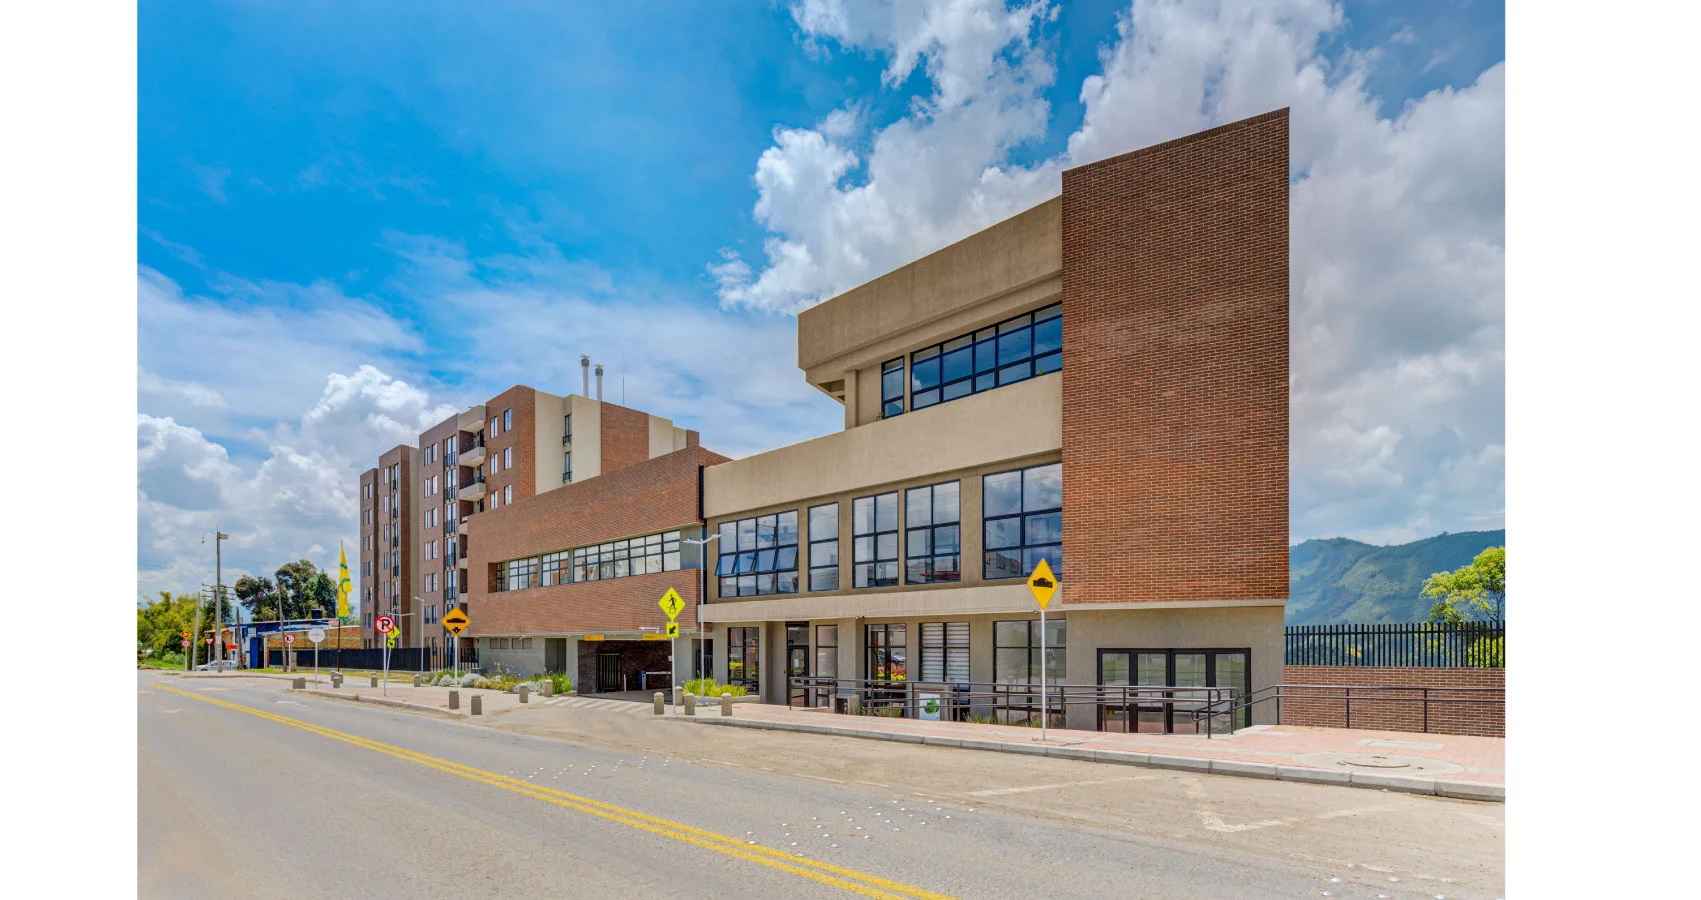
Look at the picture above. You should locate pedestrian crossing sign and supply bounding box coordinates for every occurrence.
[658,588,684,621]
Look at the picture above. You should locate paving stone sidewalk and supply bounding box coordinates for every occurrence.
[671,701,1505,801]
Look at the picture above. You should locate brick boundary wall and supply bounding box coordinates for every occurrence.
[1281,665,1504,737]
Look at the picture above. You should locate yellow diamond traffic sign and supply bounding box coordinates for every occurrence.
[658,588,684,621]
[665,621,680,639]
[441,608,470,636]
[1028,558,1059,609]
[385,631,398,649]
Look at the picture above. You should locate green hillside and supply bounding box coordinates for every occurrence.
[1286,530,1506,625]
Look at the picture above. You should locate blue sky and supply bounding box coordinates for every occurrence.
[138,0,1505,600]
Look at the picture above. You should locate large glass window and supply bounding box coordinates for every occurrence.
[994,618,1066,684]
[815,624,838,678]
[575,531,684,582]
[905,482,961,584]
[910,303,1060,412]
[808,503,839,591]
[852,492,899,587]
[727,627,759,690]
[983,462,1062,580]
[919,621,970,684]
[503,557,536,593]
[880,358,905,418]
[715,511,800,597]
[866,623,906,682]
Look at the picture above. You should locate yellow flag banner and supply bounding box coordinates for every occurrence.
[337,543,352,618]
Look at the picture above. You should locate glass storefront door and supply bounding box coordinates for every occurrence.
[1097,648,1253,734]
[866,623,907,714]
[726,627,759,692]
[786,622,809,707]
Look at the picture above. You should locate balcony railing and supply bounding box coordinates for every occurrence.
[562,471,572,483]
[460,473,486,490]
[562,434,572,446]
[460,437,485,453]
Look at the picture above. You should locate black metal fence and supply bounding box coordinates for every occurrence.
[268,648,435,671]
[1284,621,1504,667]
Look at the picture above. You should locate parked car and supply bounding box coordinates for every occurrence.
[193,659,241,672]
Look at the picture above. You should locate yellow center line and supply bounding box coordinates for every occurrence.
[158,684,955,900]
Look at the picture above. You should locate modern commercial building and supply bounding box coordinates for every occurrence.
[353,110,1291,734]
[695,110,1290,732]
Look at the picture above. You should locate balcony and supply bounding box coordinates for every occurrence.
[458,439,486,468]
[561,471,572,484]
[561,433,573,448]
[459,475,486,503]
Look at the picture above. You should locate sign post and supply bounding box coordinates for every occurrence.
[659,588,685,713]
[376,614,397,696]
[308,627,325,685]
[441,609,470,677]
[180,631,192,670]
[1027,558,1059,742]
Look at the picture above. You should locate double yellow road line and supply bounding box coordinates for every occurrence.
[159,684,954,899]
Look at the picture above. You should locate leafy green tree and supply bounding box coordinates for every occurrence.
[1423,545,1506,623]
[274,559,327,620]
[234,574,280,620]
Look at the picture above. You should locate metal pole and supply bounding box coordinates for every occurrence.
[213,532,222,665]
[1039,606,1047,742]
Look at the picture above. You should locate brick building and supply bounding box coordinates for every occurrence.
[696,110,1290,731]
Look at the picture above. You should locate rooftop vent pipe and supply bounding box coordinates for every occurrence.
[595,363,604,402]
[580,354,590,398]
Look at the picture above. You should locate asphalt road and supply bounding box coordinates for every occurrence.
[138,672,1504,899]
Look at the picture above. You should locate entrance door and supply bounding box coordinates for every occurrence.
[1098,651,1131,732]
[595,649,621,693]
[1097,648,1253,734]
[726,627,759,691]
[865,623,907,715]
[785,623,809,707]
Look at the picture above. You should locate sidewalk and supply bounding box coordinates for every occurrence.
[671,702,1505,802]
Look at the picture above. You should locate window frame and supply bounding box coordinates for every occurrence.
[880,357,906,419]
[993,618,1067,685]
[982,461,1062,581]
[807,503,839,591]
[919,621,971,685]
[852,492,899,588]
[904,481,961,584]
[715,512,800,597]
[909,302,1061,412]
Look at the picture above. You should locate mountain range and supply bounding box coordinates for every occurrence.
[1286,529,1506,625]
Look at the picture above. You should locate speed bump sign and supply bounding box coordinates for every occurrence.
[441,608,470,636]
[1028,558,1058,609]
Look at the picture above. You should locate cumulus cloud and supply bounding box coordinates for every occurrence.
[717,0,1505,544]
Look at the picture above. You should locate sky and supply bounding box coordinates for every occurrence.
[137,0,1506,604]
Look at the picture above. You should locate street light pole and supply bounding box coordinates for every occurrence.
[682,532,720,687]
[202,530,229,665]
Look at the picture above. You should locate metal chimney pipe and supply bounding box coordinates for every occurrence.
[580,355,590,397]
[594,363,603,402]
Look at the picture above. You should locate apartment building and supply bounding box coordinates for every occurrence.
[695,110,1291,732]
[357,361,702,668]
[357,445,419,650]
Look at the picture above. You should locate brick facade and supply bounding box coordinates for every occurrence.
[485,385,536,510]
[369,445,416,646]
[358,467,377,648]
[599,402,652,476]
[466,446,729,635]
[1060,109,1289,605]
[1281,665,1505,737]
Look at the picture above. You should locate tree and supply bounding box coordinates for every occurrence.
[1424,545,1507,623]
[136,591,222,661]
[234,574,280,620]
[274,559,329,620]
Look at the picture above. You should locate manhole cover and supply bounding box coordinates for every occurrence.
[1340,755,1410,769]
[1293,751,1465,776]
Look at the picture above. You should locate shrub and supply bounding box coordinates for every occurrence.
[544,670,572,693]
[682,677,746,698]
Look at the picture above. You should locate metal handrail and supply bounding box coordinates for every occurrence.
[1191,682,1506,734]
[786,676,1241,739]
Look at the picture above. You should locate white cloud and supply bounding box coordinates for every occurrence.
[720,0,1505,544]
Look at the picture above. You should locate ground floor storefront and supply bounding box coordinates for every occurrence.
[472,631,713,694]
[698,602,1283,732]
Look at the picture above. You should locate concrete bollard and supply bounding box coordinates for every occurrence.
[541,682,554,698]
[721,694,733,717]
[654,692,665,715]
[673,686,684,708]
[331,673,342,688]
[846,694,861,716]
[684,692,696,716]
[370,674,379,688]
[470,696,483,716]
[518,685,530,704]
[292,677,306,690]
[448,690,460,710]
[412,674,424,688]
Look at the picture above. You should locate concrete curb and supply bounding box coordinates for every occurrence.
[300,690,459,718]
[675,715,1504,803]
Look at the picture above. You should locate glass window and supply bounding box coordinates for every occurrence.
[853,493,899,587]
[867,623,906,682]
[984,462,1062,580]
[808,503,839,591]
[502,408,512,431]
[907,303,1060,412]
[727,627,759,690]
[815,624,838,678]
[881,358,905,418]
[717,513,799,596]
[993,619,1066,684]
[905,481,961,584]
[919,621,970,684]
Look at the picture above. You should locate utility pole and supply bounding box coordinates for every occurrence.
[202,530,229,665]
